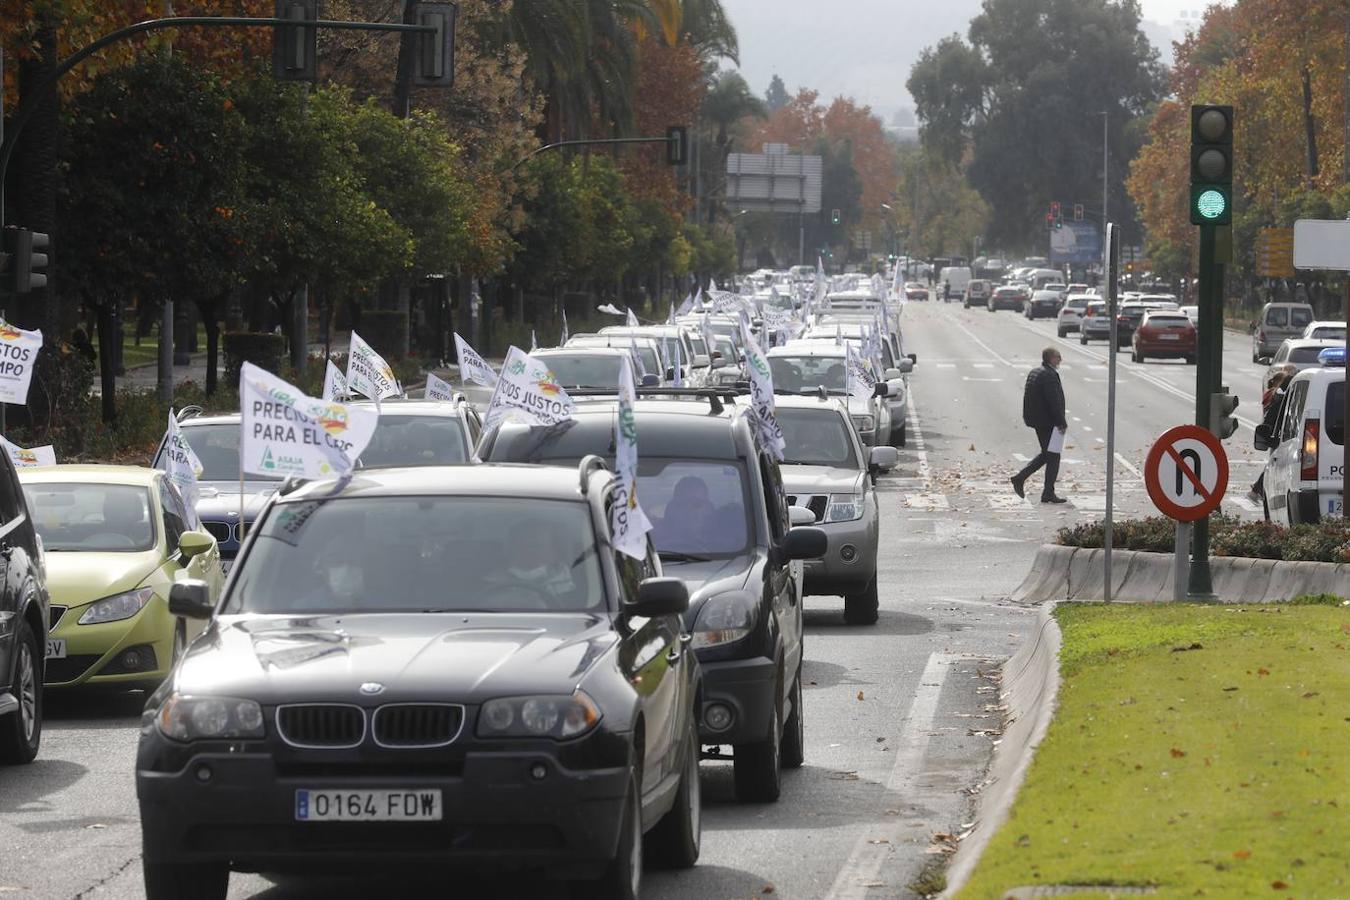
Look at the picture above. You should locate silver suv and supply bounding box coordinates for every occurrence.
[774,395,897,624]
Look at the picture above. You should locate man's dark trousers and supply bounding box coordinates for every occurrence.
[1016,426,1060,499]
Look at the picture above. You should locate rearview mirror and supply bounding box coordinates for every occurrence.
[869,446,899,470]
[782,526,827,560]
[177,529,215,561]
[789,506,816,527]
[873,382,890,398]
[628,577,689,617]
[640,373,661,387]
[169,579,214,620]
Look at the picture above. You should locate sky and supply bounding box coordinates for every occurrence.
[718,0,1223,125]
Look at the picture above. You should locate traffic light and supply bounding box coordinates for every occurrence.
[666,125,688,165]
[1050,201,1061,218]
[1190,104,1233,225]
[412,3,457,88]
[831,209,841,226]
[1210,388,1239,439]
[1073,203,1084,221]
[272,1,318,81]
[2,227,49,295]
[1044,213,1055,230]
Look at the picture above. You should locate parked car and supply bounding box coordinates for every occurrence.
[22,466,221,691]
[1252,302,1315,362]
[1057,295,1093,336]
[772,395,896,624]
[989,286,1026,312]
[0,448,50,766]
[531,347,656,391]
[482,392,828,803]
[138,463,704,899]
[1024,290,1061,320]
[1130,310,1196,363]
[567,333,665,381]
[1256,352,1344,523]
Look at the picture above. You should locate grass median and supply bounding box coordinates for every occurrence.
[957,601,1350,899]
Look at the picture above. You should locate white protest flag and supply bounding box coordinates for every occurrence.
[667,339,684,387]
[814,257,827,307]
[160,411,203,529]
[612,357,653,560]
[597,303,626,317]
[346,331,401,401]
[709,277,719,292]
[561,308,570,344]
[0,318,43,405]
[482,346,576,430]
[530,329,539,352]
[322,359,348,401]
[693,286,704,311]
[699,318,718,364]
[629,339,647,377]
[846,342,877,404]
[835,323,843,347]
[739,322,786,460]
[676,292,694,317]
[453,332,498,387]
[240,362,378,479]
[666,301,676,326]
[890,258,902,297]
[424,371,457,402]
[625,307,640,326]
[0,435,55,469]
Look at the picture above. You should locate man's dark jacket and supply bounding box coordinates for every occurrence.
[1022,365,1067,431]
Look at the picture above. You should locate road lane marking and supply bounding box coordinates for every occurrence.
[824,653,959,900]
[1114,452,1143,480]
[952,320,1014,368]
[1229,495,1260,512]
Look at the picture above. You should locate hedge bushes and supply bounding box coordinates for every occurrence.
[1057,515,1350,563]
[223,332,286,384]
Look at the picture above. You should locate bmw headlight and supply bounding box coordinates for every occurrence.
[825,493,865,523]
[78,587,155,625]
[477,691,602,740]
[691,590,757,649]
[155,693,266,742]
[851,415,875,433]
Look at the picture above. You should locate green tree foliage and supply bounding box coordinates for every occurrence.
[908,0,1164,251]
[763,73,789,112]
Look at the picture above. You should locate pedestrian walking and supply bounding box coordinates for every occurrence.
[943,280,951,302]
[1011,347,1068,504]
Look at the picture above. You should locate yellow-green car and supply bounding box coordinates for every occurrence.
[19,466,222,690]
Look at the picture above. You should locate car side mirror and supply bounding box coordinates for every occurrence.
[869,446,899,471]
[873,382,890,398]
[169,579,214,620]
[628,577,689,617]
[1254,423,1275,451]
[665,366,676,381]
[691,354,711,369]
[782,526,827,561]
[177,529,214,561]
[907,353,917,364]
[710,352,727,368]
[640,373,661,387]
[789,505,816,527]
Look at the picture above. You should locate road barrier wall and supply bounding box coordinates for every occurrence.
[1013,544,1350,604]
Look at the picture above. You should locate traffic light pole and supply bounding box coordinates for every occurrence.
[1188,222,1217,598]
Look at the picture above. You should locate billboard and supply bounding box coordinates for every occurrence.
[726,147,823,214]
[1050,220,1102,265]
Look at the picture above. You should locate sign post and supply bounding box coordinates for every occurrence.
[1103,223,1120,601]
[1145,424,1230,601]
[1293,218,1350,518]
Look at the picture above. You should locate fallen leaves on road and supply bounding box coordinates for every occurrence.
[857,690,865,701]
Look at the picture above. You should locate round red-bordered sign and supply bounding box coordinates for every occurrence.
[1144,424,1229,522]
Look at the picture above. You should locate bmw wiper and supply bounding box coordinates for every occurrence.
[658,551,714,562]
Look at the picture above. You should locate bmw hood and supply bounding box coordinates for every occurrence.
[173,613,617,704]
[194,482,277,524]
[45,551,162,610]
[779,464,865,496]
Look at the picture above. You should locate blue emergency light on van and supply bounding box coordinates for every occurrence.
[1317,346,1346,366]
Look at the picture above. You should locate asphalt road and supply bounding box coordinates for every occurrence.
[0,296,1268,899]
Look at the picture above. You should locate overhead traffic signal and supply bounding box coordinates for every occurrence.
[831,208,841,226]
[1210,388,1239,439]
[666,125,688,165]
[2,227,49,295]
[1073,203,1084,221]
[1190,104,1233,225]
[412,3,456,88]
[272,1,318,81]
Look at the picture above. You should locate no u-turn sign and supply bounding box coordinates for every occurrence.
[1144,425,1229,521]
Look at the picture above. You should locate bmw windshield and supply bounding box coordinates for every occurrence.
[769,356,847,393]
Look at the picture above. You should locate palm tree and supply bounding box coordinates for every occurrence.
[699,70,765,223]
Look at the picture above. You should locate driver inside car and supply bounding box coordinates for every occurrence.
[492,520,578,604]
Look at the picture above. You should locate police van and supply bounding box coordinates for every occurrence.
[1256,346,1345,524]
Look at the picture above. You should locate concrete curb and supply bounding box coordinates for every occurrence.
[1012,544,1350,604]
[941,602,1062,897]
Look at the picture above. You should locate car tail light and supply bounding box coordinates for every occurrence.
[1257,329,1266,343]
[1301,419,1320,480]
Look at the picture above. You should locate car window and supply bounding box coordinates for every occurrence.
[0,458,23,524]
[158,477,187,553]
[175,423,282,482]
[1312,326,1346,341]
[230,496,605,614]
[642,459,751,558]
[1266,307,1288,327]
[25,483,157,552]
[537,354,623,389]
[1290,308,1314,328]
[1289,347,1331,365]
[769,355,846,393]
[1327,382,1345,446]
[1281,381,1309,442]
[1146,316,1189,327]
[359,415,468,468]
[1273,345,1288,362]
[758,454,788,543]
[777,408,859,468]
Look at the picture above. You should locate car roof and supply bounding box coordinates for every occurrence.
[348,398,466,415]
[489,398,751,461]
[1264,301,1314,308]
[1142,309,1189,318]
[533,347,629,358]
[1305,320,1346,329]
[18,464,160,485]
[282,463,604,504]
[1290,365,1345,385]
[1281,338,1341,349]
[769,341,847,358]
[771,394,851,415]
[1065,294,1093,302]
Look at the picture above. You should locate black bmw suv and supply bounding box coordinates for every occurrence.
[482,390,828,802]
[138,464,701,900]
[0,450,49,766]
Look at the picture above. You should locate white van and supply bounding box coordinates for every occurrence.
[1256,352,1344,524]
[937,266,972,301]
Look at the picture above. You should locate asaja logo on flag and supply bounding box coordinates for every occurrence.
[537,379,562,397]
[16,449,36,465]
[0,324,22,341]
[315,404,349,436]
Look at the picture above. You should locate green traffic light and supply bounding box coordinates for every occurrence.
[1196,189,1226,220]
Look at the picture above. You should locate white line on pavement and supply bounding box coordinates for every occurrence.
[1114,452,1143,480]
[824,653,959,900]
[953,320,1015,368]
